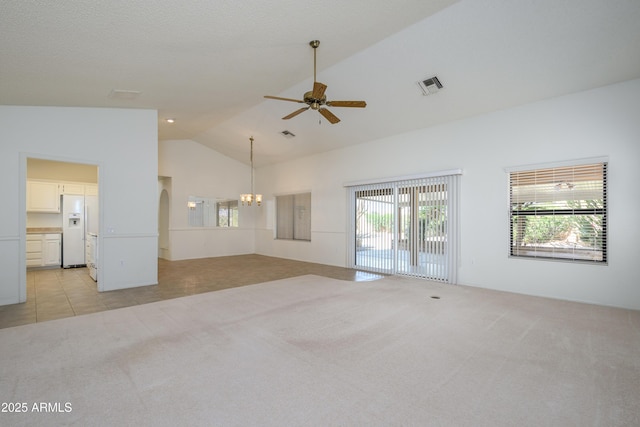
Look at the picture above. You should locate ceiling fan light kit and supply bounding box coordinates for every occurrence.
[264,40,367,124]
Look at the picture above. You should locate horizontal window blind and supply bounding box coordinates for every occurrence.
[509,162,607,262]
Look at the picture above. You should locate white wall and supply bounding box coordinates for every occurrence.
[255,79,640,310]
[158,139,255,260]
[0,106,158,305]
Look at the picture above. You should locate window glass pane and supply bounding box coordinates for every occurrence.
[188,196,215,227]
[217,202,229,227]
[216,200,238,227]
[230,201,238,227]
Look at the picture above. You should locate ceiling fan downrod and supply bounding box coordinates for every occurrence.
[310,40,320,83]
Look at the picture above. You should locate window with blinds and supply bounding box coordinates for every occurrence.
[509,162,607,263]
[276,192,311,241]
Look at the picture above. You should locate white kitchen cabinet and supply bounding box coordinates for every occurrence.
[85,184,98,196]
[27,181,60,213]
[26,233,61,268]
[26,234,44,267]
[43,234,61,266]
[60,183,85,195]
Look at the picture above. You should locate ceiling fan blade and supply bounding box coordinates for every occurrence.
[282,107,310,120]
[312,82,327,99]
[326,100,367,108]
[264,95,305,103]
[318,107,340,124]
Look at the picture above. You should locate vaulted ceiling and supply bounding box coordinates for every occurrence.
[2,0,640,166]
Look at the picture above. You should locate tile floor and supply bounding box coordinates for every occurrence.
[0,254,383,329]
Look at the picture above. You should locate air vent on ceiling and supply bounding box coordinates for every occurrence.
[417,76,443,96]
[280,130,296,138]
[108,89,142,100]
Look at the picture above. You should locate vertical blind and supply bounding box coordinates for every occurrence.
[346,172,460,283]
[276,192,311,241]
[509,162,607,262]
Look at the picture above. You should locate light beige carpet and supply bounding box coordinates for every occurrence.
[1,275,639,426]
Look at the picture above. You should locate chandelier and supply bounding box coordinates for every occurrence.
[240,136,262,206]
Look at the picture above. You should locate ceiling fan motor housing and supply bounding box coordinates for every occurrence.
[304,91,326,110]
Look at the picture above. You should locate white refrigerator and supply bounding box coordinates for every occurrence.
[62,195,85,268]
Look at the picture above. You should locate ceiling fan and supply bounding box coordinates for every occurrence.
[264,40,366,124]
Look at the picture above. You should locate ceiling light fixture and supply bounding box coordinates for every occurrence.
[240,136,262,206]
[165,118,175,123]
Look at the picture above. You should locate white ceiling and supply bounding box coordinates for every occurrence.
[2,0,640,166]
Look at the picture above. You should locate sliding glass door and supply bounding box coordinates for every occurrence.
[353,186,395,273]
[347,173,460,283]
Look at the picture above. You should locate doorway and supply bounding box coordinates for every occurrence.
[25,156,100,303]
[347,172,460,283]
[158,176,171,260]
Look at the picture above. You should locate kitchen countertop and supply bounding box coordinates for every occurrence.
[26,227,63,234]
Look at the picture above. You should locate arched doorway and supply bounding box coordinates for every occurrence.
[158,179,171,260]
